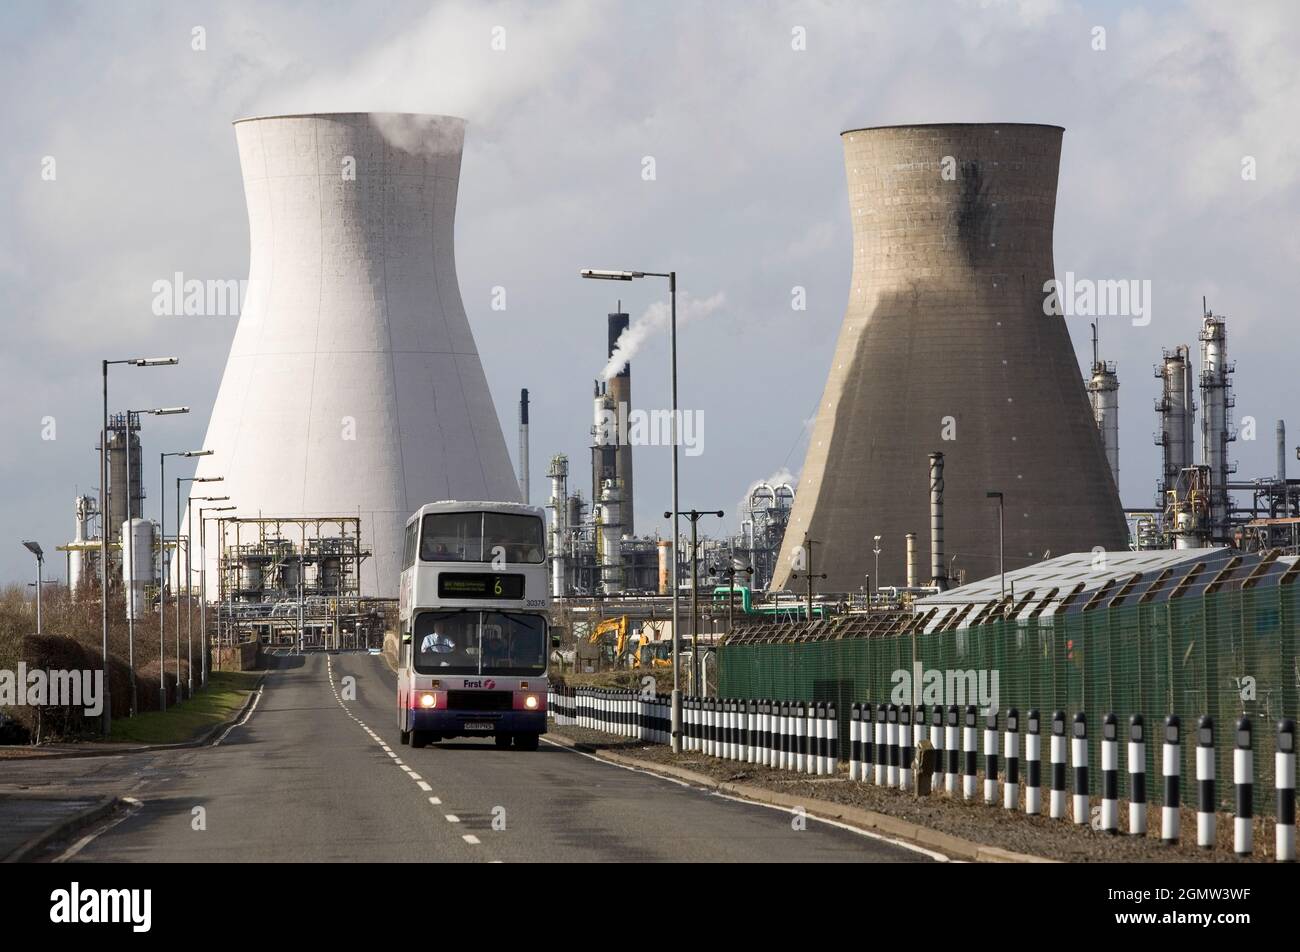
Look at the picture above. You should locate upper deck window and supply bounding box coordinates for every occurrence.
[419,511,545,564]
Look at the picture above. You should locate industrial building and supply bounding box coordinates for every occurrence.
[544,307,796,602]
[771,123,1130,594]
[185,112,520,598]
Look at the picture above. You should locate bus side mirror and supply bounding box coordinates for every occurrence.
[402,633,411,644]
[551,635,561,649]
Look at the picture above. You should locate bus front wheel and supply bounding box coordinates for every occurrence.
[399,729,410,746]
[514,733,540,751]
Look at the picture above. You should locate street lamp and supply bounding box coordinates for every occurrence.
[872,534,882,603]
[100,356,178,734]
[123,406,188,716]
[582,266,682,751]
[199,504,236,688]
[180,479,223,698]
[160,448,211,709]
[986,491,1005,609]
[20,541,44,634]
[666,508,723,694]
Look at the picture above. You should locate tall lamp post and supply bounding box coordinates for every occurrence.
[581,267,683,751]
[20,541,44,633]
[160,448,211,709]
[200,504,236,688]
[666,508,723,693]
[986,491,1005,610]
[180,479,223,697]
[100,356,178,734]
[123,406,188,715]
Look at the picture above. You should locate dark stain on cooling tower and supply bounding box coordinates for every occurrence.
[956,160,992,266]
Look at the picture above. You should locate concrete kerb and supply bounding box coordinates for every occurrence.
[543,731,1055,864]
[1,795,122,863]
[0,672,267,761]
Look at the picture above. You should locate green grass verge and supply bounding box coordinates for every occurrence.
[107,671,262,745]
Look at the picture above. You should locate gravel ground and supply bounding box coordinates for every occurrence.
[548,722,1281,863]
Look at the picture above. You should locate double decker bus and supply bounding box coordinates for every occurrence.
[397,501,553,750]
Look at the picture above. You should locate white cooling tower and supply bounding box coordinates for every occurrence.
[189,113,519,596]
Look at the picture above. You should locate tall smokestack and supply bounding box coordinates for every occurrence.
[518,388,530,504]
[905,532,917,589]
[1276,420,1286,481]
[929,452,948,591]
[606,307,633,536]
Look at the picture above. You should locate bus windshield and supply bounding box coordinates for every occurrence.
[419,511,545,564]
[412,610,547,676]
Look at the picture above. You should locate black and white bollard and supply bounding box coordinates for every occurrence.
[1003,709,1019,810]
[850,703,863,781]
[861,702,874,782]
[914,704,927,789]
[1197,715,1215,849]
[1277,719,1295,862]
[874,704,887,785]
[899,705,913,791]
[962,706,978,801]
[1162,715,1181,844]
[984,710,999,805]
[886,704,900,788]
[946,705,960,795]
[1050,711,1067,820]
[1100,713,1119,834]
[931,705,945,794]
[809,702,824,776]
[1025,710,1041,815]
[790,697,800,775]
[1234,717,1252,857]
[733,698,744,761]
[826,702,838,775]
[747,699,759,763]
[1128,714,1147,836]
[774,697,785,775]
[1072,713,1089,826]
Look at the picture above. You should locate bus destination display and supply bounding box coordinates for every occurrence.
[437,572,526,600]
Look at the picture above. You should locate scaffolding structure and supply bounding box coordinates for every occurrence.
[213,516,385,651]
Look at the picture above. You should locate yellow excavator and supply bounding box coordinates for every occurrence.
[587,616,672,668]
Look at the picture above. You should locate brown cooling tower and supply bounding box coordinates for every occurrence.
[771,123,1128,592]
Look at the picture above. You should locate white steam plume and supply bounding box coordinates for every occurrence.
[601,291,726,381]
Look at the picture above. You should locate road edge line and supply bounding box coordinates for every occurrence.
[542,731,1055,864]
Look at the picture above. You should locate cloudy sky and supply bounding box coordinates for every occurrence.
[2,0,1297,584]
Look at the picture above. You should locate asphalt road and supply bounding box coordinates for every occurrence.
[3,653,936,863]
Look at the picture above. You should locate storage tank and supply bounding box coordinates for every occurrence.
[772,123,1128,591]
[121,518,155,622]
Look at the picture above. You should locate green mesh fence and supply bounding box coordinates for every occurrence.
[718,582,1300,816]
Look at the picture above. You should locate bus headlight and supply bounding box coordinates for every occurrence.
[523,694,539,710]
[419,692,437,709]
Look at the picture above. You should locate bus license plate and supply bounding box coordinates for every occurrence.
[464,721,494,731]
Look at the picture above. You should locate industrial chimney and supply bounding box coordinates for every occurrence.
[905,531,917,589]
[188,113,519,596]
[518,389,530,504]
[772,123,1128,591]
[928,453,947,591]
